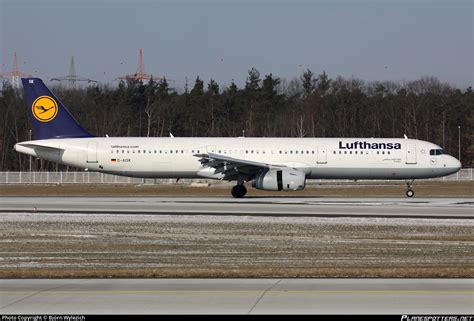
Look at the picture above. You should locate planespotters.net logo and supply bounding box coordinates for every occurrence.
[402,316,474,321]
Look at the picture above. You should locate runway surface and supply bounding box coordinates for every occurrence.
[0,196,473,218]
[1,196,472,311]
[1,279,473,314]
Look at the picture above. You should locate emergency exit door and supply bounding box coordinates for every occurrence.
[317,146,327,164]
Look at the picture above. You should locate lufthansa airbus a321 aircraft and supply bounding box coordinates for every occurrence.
[15,78,461,198]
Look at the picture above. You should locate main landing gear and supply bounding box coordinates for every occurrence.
[231,184,247,198]
[405,179,415,198]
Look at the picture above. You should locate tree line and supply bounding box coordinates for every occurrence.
[0,68,473,171]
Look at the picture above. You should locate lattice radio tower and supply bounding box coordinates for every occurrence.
[51,56,98,88]
[117,48,164,82]
[0,51,31,89]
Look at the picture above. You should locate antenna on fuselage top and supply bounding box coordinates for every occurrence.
[170,133,174,138]
[403,134,408,139]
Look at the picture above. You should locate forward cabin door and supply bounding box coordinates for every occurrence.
[405,143,417,164]
[317,146,327,164]
[87,141,98,163]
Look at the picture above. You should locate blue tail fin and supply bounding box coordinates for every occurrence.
[21,78,93,140]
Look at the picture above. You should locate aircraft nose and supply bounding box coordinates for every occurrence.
[449,156,462,172]
[454,158,462,171]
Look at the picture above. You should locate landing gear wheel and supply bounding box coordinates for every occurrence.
[231,185,247,198]
[404,179,415,198]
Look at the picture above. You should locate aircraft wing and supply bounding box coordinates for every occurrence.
[194,152,287,181]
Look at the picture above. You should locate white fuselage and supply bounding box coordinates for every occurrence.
[15,137,461,180]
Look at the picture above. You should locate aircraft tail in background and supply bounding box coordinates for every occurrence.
[21,78,93,140]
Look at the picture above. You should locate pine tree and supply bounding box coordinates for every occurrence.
[301,69,317,98]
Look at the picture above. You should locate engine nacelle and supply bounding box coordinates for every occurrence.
[252,169,306,191]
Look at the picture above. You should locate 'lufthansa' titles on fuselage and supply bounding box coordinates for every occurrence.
[339,141,402,150]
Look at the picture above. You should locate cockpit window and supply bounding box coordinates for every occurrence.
[429,149,449,156]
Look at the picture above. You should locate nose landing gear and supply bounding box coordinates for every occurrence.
[405,179,415,197]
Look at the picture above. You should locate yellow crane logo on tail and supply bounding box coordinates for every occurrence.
[32,96,58,122]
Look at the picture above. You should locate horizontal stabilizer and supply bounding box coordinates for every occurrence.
[16,143,64,151]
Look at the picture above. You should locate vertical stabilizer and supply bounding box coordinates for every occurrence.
[21,78,93,140]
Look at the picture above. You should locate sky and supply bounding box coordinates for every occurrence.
[1,0,473,90]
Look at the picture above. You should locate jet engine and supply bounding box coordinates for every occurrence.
[252,169,306,191]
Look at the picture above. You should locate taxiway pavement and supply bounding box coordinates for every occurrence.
[1,279,472,314]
